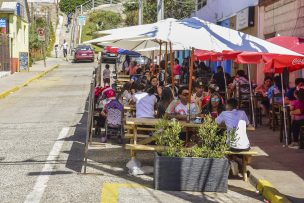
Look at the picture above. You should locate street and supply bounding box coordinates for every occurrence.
[0,62,263,203]
[0,62,94,202]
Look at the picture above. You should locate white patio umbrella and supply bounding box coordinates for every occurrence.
[86,17,303,57]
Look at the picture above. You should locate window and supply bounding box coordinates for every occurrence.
[197,0,207,10]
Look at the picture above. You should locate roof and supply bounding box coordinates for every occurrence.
[0,0,30,22]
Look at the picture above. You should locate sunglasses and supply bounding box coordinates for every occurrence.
[182,93,189,97]
[211,98,220,102]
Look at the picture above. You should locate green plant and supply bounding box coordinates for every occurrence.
[81,10,122,43]
[123,0,195,26]
[155,115,235,158]
[59,0,86,15]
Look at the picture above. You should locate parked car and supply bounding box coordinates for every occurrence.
[130,55,151,66]
[73,45,94,63]
[101,46,118,64]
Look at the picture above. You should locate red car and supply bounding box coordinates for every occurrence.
[74,45,94,62]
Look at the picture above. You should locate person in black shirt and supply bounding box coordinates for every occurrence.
[213,66,231,92]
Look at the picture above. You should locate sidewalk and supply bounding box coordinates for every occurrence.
[0,58,63,97]
[248,126,304,203]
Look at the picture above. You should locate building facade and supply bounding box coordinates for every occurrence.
[191,0,260,83]
[0,0,30,73]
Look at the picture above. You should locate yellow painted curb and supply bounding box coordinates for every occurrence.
[101,183,145,203]
[0,64,59,100]
[257,179,291,203]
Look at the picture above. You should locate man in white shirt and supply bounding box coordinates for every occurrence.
[132,84,157,118]
[62,39,68,58]
[215,98,250,151]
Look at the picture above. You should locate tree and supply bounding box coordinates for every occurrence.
[123,0,195,26]
[59,0,86,15]
[82,10,122,50]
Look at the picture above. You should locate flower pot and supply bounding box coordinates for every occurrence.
[154,153,229,192]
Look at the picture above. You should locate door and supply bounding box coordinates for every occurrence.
[0,33,10,71]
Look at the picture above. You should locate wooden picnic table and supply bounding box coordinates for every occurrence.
[117,74,130,79]
[116,78,130,83]
[126,118,203,146]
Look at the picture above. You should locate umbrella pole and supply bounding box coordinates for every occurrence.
[165,42,168,85]
[169,42,175,91]
[247,64,256,127]
[221,61,228,100]
[188,48,195,122]
[159,40,162,69]
[281,74,289,147]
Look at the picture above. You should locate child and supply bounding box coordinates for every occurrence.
[103,64,111,85]
[289,88,304,147]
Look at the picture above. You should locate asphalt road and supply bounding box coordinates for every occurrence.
[0,62,263,203]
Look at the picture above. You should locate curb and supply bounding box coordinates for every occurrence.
[0,64,59,100]
[248,167,291,203]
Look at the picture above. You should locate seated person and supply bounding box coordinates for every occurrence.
[285,78,304,103]
[165,86,200,121]
[289,88,304,147]
[215,98,250,151]
[255,76,273,115]
[131,83,157,118]
[156,87,174,118]
[229,70,250,96]
[201,84,224,109]
[267,75,282,104]
[202,92,225,119]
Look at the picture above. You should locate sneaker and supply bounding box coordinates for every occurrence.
[289,142,299,147]
[230,160,239,176]
[101,136,107,143]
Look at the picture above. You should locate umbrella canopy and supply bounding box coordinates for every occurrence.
[267,36,304,55]
[86,17,302,57]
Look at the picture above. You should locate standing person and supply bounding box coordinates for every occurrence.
[173,58,181,84]
[103,64,111,86]
[61,39,68,59]
[123,55,130,74]
[289,89,304,148]
[128,61,138,77]
[54,44,59,58]
[213,66,231,92]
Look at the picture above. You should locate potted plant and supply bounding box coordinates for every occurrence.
[153,115,234,192]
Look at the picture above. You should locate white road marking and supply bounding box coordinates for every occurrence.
[24,127,70,203]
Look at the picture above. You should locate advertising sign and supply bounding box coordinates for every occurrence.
[236,7,249,30]
[78,16,86,26]
[0,18,7,28]
[19,52,29,72]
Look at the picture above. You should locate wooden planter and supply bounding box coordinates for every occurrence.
[154,153,229,192]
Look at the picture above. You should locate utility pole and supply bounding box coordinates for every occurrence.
[157,0,164,21]
[78,5,83,44]
[138,0,143,25]
[92,0,95,9]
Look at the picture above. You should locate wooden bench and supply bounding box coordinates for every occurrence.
[226,150,258,181]
[125,143,258,181]
[125,144,167,151]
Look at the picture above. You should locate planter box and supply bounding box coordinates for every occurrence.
[154,153,229,192]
